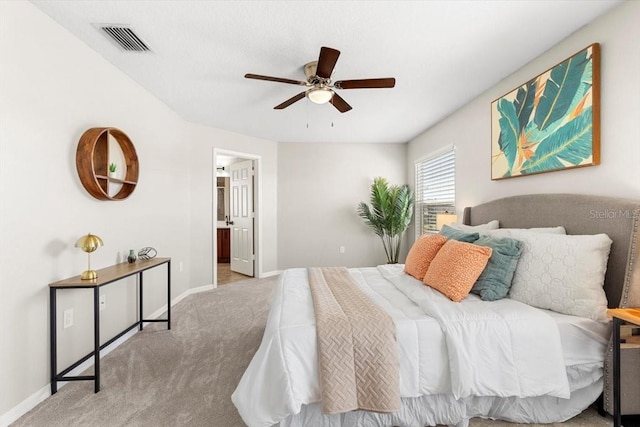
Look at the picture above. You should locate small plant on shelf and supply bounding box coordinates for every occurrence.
[108,163,117,178]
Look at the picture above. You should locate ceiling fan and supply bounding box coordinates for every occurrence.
[245,46,395,113]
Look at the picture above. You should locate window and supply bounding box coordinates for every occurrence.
[414,146,455,238]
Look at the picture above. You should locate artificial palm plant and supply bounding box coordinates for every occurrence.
[357,177,414,264]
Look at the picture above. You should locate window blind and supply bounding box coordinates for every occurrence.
[415,147,455,238]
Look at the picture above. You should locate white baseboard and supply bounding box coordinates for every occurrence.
[260,270,281,278]
[0,384,49,427]
[185,283,215,295]
[0,284,215,427]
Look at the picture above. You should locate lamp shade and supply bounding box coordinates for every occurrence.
[436,213,458,230]
[307,88,334,104]
[75,233,103,253]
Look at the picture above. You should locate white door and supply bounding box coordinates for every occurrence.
[229,159,254,276]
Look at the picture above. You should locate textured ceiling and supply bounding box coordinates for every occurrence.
[30,0,621,144]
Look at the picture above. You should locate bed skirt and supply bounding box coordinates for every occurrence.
[278,376,603,427]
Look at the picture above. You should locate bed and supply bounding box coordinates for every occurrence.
[232,194,640,427]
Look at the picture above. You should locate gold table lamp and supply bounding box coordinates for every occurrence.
[436,212,458,230]
[75,233,104,280]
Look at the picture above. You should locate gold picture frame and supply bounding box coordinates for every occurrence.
[491,43,600,180]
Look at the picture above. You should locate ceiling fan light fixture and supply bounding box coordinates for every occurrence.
[307,87,334,104]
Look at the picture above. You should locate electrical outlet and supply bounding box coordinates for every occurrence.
[99,294,106,311]
[63,309,74,329]
[339,246,346,254]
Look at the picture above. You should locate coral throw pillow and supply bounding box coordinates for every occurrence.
[423,240,492,302]
[404,234,448,280]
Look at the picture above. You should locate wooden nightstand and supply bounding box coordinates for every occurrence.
[608,308,640,427]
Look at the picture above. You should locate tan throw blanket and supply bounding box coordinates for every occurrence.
[308,267,400,414]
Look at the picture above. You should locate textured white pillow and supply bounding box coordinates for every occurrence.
[450,220,499,233]
[486,226,567,237]
[506,231,612,322]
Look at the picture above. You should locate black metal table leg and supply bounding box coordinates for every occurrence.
[613,316,622,427]
[50,288,57,394]
[139,272,144,331]
[167,260,171,330]
[94,287,100,393]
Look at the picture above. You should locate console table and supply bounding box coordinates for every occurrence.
[49,257,171,394]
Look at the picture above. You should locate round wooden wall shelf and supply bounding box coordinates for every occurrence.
[76,127,139,201]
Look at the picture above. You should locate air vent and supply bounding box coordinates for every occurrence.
[96,25,151,52]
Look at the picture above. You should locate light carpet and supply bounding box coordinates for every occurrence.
[13,276,616,427]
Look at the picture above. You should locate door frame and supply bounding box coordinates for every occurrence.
[213,148,262,287]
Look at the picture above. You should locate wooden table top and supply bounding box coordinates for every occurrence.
[608,308,640,326]
[49,257,170,288]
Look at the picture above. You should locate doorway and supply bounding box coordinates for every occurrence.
[213,150,260,287]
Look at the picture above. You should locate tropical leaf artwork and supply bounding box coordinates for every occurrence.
[491,44,600,179]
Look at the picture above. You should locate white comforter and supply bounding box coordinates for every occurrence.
[232,265,572,427]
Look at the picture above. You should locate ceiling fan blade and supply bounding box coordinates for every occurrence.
[316,47,340,79]
[334,78,396,89]
[330,92,352,113]
[245,73,308,86]
[274,92,306,109]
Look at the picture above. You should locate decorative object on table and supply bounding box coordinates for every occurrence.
[127,249,137,263]
[137,247,157,260]
[75,233,104,280]
[357,177,414,264]
[491,43,600,180]
[108,162,117,178]
[76,127,139,201]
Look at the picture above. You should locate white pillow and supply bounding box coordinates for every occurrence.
[506,231,612,322]
[487,226,567,237]
[450,220,499,232]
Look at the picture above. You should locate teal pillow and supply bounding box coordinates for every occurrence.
[471,236,523,301]
[439,224,479,243]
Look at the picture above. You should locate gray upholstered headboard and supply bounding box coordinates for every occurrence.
[463,194,640,415]
[463,194,640,309]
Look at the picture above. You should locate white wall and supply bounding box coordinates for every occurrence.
[0,1,279,420]
[0,1,191,415]
[408,0,640,235]
[187,122,278,286]
[278,142,408,269]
